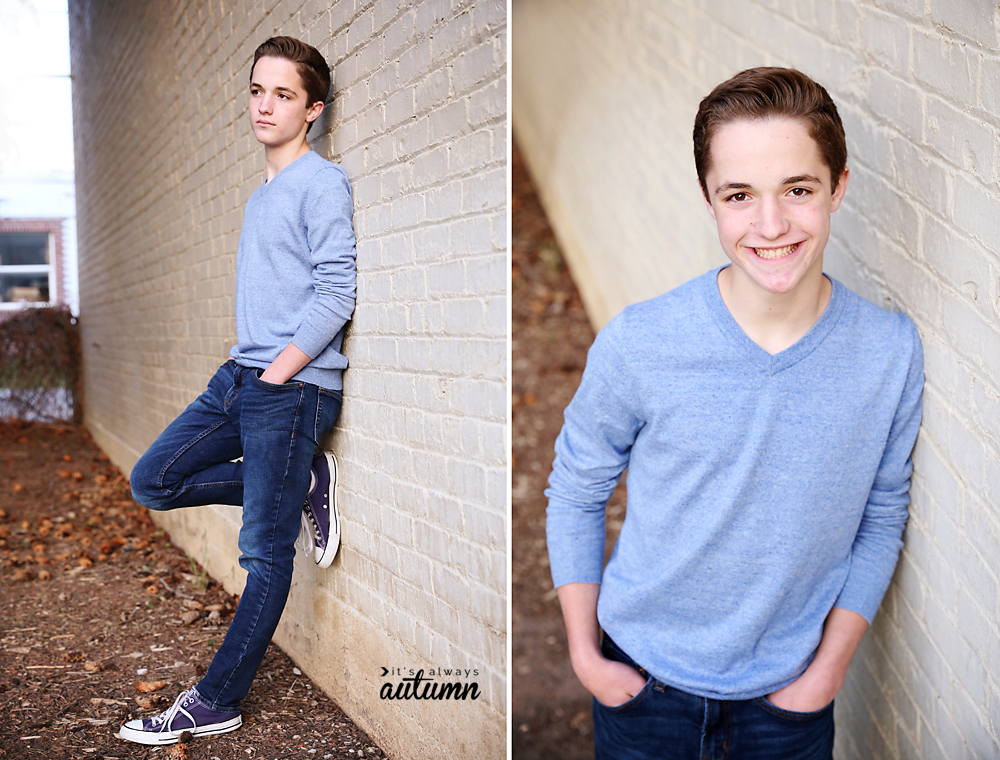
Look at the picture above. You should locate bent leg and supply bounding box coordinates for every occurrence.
[130,363,245,511]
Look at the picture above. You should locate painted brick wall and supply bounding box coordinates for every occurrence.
[513,1,1000,757]
[69,1,506,757]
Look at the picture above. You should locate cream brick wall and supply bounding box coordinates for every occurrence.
[69,1,506,758]
[514,1,1000,757]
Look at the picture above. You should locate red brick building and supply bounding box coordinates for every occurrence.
[0,218,69,311]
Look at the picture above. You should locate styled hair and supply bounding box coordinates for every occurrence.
[250,36,331,134]
[693,67,847,200]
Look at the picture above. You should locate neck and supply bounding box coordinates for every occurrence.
[265,137,311,183]
[717,264,831,355]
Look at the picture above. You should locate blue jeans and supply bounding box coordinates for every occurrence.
[593,636,835,760]
[130,360,342,711]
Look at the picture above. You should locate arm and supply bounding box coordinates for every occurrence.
[557,583,647,707]
[546,318,647,705]
[772,319,923,712]
[767,606,867,711]
[834,318,923,621]
[289,165,357,360]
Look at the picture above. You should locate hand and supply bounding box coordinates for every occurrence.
[766,668,839,713]
[259,343,312,386]
[573,651,649,708]
[767,607,867,713]
[258,366,287,385]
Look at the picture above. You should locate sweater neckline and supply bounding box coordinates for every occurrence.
[261,150,318,190]
[703,266,847,375]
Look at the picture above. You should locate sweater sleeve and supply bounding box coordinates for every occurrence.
[834,316,924,623]
[291,165,358,359]
[545,317,645,588]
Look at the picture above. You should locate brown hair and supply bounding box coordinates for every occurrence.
[693,67,847,200]
[250,36,331,134]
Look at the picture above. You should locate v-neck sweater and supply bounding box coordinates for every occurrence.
[230,151,357,390]
[545,267,924,700]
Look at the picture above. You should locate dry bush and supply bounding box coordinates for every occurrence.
[0,306,81,422]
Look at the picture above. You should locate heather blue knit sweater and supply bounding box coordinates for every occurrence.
[545,268,924,700]
[230,151,357,391]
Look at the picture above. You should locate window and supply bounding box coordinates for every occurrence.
[0,233,52,305]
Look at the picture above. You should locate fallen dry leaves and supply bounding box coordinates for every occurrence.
[135,680,168,693]
[0,420,389,759]
[166,742,191,759]
[135,693,166,709]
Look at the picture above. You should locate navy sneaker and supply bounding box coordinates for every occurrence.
[299,452,340,568]
[119,688,241,745]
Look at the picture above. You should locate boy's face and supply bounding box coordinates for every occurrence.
[703,117,848,299]
[249,56,323,149]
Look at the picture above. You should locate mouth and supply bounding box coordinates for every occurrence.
[255,120,275,127]
[749,242,802,260]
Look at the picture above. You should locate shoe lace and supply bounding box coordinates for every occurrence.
[298,508,316,556]
[150,689,198,735]
[297,469,321,557]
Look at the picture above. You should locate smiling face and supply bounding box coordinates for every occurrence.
[248,56,323,150]
[703,117,848,300]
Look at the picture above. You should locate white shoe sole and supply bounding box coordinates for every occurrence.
[315,453,340,569]
[118,715,242,745]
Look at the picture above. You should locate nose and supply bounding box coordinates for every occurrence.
[754,196,789,240]
[258,93,273,114]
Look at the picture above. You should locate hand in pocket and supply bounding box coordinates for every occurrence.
[580,655,649,708]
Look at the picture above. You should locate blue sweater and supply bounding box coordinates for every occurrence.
[545,268,924,700]
[230,151,357,391]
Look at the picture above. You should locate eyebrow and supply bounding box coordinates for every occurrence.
[713,181,752,195]
[782,174,822,185]
[249,81,297,94]
[713,175,823,195]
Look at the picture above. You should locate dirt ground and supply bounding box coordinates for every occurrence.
[511,142,627,760]
[0,421,388,760]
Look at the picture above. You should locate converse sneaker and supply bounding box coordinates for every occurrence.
[118,688,241,745]
[299,451,340,568]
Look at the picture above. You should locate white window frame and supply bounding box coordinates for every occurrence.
[0,232,55,310]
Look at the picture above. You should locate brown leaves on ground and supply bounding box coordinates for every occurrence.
[0,420,389,760]
[0,425,156,582]
[179,610,201,625]
[166,743,191,759]
[135,693,166,709]
[135,680,168,692]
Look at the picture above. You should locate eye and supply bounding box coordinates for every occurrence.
[789,187,811,197]
[726,192,749,203]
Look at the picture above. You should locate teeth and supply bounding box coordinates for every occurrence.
[752,243,798,260]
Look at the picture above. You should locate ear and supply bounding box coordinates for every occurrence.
[699,179,717,220]
[830,166,849,212]
[306,100,325,124]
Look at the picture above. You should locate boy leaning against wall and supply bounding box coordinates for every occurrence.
[118,36,356,745]
[546,68,924,759]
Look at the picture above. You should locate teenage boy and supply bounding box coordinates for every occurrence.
[546,67,923,759]
[119,36,356,745]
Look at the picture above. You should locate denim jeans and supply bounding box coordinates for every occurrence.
[130,360,342,711]
[593,635,835,760]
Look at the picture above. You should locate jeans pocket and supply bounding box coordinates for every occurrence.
[594,676,655,713]
[754,696,834,721]
[250,369,304,391]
